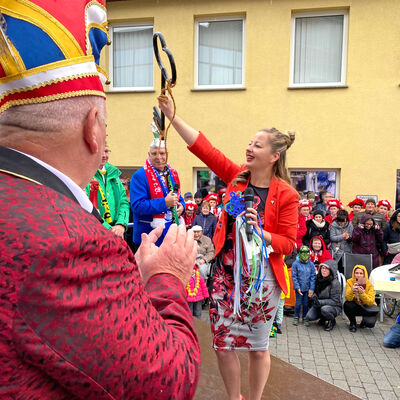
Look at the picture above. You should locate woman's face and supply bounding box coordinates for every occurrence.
[352,204,362,213]
[245,131,279,171]
[314,214,323,223]
[186,210,193,217]
[320,265,331,278]
[354,268,365,279]
[377,205,388,215]
[312,239,322,251]
[364,219,374,230]
[209,200,217,208]
[300,207,310,217]
[397,213,400,223]
[329,206,338,216]
[201,205,210,215]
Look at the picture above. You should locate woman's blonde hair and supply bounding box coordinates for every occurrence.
[233,128,295,185]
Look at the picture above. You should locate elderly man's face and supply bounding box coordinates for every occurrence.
[193,230,202,241]
[149,147,167,171]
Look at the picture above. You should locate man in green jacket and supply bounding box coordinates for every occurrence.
[86,145,130,238]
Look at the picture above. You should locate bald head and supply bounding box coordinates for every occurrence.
[0,96,107,188]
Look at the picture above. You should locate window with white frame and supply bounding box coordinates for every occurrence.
[110,24,153,90]
[195,17,245,89]
[290,10,348,87]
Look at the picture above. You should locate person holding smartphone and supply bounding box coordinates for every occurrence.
[344,265,379,332]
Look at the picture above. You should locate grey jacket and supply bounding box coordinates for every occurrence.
[315,259,342,313]
[330,220,354,262]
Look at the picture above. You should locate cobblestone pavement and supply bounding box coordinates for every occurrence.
[268,313,400,400]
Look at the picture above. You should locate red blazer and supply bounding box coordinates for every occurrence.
[188,133,298,294]
[0,170,200,399]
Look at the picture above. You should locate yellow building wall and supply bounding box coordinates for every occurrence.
[104,0,400,205]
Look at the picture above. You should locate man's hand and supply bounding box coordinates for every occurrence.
[297,289,303,295]
[165,191,179,208]
[177,202,184,217]
[158,94,175,121]
[135,224,198,286]
[111,224,125,238]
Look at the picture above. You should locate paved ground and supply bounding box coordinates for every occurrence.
[268,313,400,400]
[200,310,400,400]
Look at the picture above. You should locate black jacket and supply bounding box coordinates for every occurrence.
[303,219,330,248]
[383,210,400,263]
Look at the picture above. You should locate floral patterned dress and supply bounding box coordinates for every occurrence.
[209,194,281,351]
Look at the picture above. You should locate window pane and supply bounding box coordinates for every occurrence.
[198,20,243,86]
[113,26,153,87]
[294,15,344,84]
[290,170,337,198]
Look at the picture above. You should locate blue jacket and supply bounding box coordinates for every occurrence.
[130,167,185,246]
[192,213,217,240]
[291,257,316,292]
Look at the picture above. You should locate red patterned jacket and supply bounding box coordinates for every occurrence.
[0,147,200,399]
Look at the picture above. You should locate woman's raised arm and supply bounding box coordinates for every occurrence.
[158,95,198,146]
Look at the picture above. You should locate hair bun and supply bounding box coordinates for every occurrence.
[284,131,296,149]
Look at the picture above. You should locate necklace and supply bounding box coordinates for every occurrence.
[186,270,200,297]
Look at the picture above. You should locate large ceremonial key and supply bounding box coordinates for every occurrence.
[152,32,177,133]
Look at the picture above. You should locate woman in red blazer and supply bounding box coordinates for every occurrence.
[159,95,298,400]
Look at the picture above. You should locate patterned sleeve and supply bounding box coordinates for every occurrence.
[14,230,200,399]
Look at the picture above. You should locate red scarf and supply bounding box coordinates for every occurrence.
[143,159,180,219]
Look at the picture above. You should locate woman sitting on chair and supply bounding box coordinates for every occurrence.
[344,265,378,332]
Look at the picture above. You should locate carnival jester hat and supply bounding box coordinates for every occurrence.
[150,122,165,148]
[0,0,109,114]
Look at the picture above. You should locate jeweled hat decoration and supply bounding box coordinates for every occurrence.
[0,0,109,114]
[150,121,165,148]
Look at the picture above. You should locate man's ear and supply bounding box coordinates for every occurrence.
[83,107,99,154]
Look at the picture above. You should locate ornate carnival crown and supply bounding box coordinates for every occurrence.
[0,0,109,114]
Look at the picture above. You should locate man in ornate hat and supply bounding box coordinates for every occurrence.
[130,123,185,250]
[0,1,199,398]
[85,143,130,238]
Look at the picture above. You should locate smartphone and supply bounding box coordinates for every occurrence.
[355,277,366,289]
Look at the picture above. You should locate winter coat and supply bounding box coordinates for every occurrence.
[352,210,387,229]
[196,234,215,263]
[352,214,384,268]
[192,213,218,240]
[303,218,330,248]
[314,259,342,312]
[309,235,333,267]
[186,271,209,302]
[296,213,311,248]
[188,132,298,295]
[291,257,316,292]
[330,220,354,262]
[345,264,376,305]
[383,209,400,264]
[85,163,130,230]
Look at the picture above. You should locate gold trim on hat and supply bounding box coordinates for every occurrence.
[0,55,94,84]
[0,89,106,114]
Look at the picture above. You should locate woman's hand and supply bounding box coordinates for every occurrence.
[158,94,175,120]
[243,207,262,236]
[358,286,365,294]
[352,284,359,293]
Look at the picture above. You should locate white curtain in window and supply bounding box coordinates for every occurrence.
[198,20,243,86]
[113,26,153,87]
[294,15,344,84]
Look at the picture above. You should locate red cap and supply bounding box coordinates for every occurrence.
[299,199,312,210]
[185,200,198,211]
[347,198,366,208]
[327,199,342,209]
[204,193,219,204]
[377,200,392,210]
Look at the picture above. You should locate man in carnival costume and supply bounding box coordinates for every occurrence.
[130,123,185,250]
[0,1,200,398]
[85,143,130,238]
